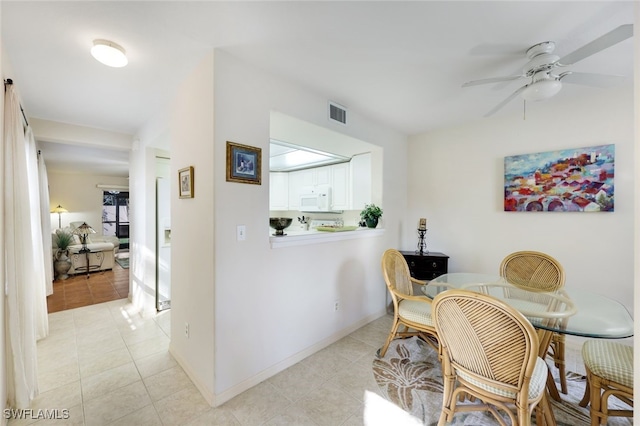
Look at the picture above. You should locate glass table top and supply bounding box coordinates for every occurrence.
[424,273,634,339]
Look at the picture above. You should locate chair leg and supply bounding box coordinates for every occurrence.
[438,357,457,426]
[552,335,568,394]
[439,379,459,426]
[516,402,530,426]
[588,372,604,426]
[579,374,591,407]
[377,318,401,357]
[534,402,543,426]
[536,392,555,426]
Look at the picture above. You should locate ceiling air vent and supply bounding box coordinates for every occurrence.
[328,101,347,125]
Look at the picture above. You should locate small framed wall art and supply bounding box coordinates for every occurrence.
[226,141,262,185]
[178,166,194,199]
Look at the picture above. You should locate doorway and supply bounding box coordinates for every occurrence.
[155,155,171,312]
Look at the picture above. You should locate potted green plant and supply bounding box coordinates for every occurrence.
[53,230,74,280]
[360,203,383,228]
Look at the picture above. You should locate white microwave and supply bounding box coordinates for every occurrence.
[300,187,332,212]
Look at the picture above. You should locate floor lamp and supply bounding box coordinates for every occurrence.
[51,205,68,229]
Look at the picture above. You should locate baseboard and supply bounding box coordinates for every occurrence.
[211,308,387,407]
[169,309,387,407]
[169,346,215,406]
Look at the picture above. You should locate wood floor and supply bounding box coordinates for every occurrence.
[47,253,129,313]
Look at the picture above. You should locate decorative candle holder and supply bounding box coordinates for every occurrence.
[416,228,428,255]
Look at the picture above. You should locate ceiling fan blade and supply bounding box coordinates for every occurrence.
[558,24,633,66]
[484,85,528,117]
[559,71,629,88]
[462,75,524,87]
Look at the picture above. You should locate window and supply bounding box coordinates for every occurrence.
[103,191,129,249]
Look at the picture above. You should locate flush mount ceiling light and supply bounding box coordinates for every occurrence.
[91,39,128,68]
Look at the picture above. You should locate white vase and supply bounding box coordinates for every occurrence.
[54,249,71,280]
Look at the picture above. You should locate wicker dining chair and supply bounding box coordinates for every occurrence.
[432,290,551,426]
[500,250,568,394]
[377,249,438,357]
[579,340,633,426]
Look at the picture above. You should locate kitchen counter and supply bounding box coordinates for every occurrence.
[269,227,385,248]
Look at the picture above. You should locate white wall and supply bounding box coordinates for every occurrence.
[208,50,407,402]
[634,5,640,402]
[157,49,409,405]
[166,52,216,402]
[407,86,634,321]
[47,171,128,233]
[0,32,7,426]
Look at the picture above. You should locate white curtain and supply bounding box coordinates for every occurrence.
[37,140,54,295]
[26,127,50,335]
[4,84,48,408]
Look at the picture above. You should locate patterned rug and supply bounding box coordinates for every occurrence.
[372,337,632,425]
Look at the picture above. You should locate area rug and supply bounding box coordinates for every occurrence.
[372,337,632,425]
[115,257,129,269]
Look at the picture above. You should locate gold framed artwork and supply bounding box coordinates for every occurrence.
[226,141,262,185]
[178,166,194,199]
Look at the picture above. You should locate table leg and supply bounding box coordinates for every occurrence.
[537,328,562,405]
[85,250,90,278]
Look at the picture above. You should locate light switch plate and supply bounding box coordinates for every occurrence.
[237,225,246,241]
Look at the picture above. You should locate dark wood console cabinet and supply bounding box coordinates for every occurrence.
[400,251,449,281]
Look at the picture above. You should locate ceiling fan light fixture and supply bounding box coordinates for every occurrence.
[521,79,562,102]
[91,39,128,68]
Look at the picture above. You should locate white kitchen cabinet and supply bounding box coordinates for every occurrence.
[331,162,350,210]
[294,166,330,188]
[288,170,304,209]
[280,157,369,211]
[315,167,331,186]
[288,165,329,208]
[269,172,289,210]
[350,152,372,210]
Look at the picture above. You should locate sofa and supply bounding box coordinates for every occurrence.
[52,222,120,275]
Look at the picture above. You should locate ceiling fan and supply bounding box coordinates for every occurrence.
[463,24,633,117]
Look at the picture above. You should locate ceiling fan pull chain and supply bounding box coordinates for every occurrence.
[523,100,527,120]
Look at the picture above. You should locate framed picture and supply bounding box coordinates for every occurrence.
[226,141,262,185]
[504,144,614,212]
[178,166,194,199]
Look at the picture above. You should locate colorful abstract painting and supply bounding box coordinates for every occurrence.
[504,144,614,212]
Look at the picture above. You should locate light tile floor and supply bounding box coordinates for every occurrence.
[11,299,588,426]
[10,299,393,426]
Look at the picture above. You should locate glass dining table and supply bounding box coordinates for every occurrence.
[422,272,634,425]
[424,273,633,338]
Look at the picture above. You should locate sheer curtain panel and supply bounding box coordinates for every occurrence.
[38,147,54,295]
[4,84,48,408]
[26,126,50,335]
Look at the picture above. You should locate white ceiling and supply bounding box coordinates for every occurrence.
[2,1,634,177]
